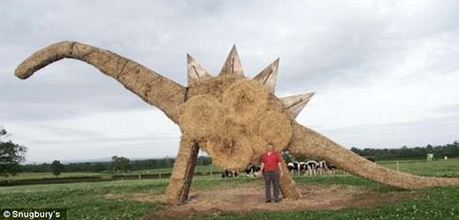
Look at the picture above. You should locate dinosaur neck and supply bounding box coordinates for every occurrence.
[15,41,186,123]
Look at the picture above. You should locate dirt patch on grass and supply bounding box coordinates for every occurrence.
[104,183,420,219]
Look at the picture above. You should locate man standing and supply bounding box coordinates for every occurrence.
[260,143,283,203]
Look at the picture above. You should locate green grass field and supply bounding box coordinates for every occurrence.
[0,172,109,180]
[1,159,458,219]
[0,165,218,181]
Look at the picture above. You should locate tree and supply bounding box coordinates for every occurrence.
[111,156,130,173]
[50,160,65,176]
[0,128,27,177]
[426,144,433,153]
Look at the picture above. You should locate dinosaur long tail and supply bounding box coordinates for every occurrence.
[289,122,459,189]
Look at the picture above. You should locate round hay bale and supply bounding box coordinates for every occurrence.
[251,111,292,152]
[206,136,253,170]
[206,117,254,169]
[179,95,224,139]
[221,116,250,136]
[222,80,269,122]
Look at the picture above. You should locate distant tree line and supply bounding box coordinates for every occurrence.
[350,141,459,161]
[20,156,212,173]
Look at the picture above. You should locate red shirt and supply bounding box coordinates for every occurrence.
[260,152,281,172]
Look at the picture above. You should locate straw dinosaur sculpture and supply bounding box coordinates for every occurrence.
[15,41,459,205]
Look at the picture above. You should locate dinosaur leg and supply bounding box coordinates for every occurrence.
[279,158,302,199]
[165,136,199,204]
[289,123,459,189]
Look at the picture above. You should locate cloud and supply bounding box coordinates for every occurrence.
[324,113,459,149]
[5,109,181,163]
[0,0,458,162]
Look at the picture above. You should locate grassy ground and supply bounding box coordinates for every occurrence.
[376,159,459,177]
[0,172,109,180]
[0,165,218,181]
[211,186,459,220]
[0,159,458,219]
[134,164,217,174]
[0,176,252,219]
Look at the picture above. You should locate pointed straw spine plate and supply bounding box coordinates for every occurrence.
[219,45,244,76]
[253,58,280,94]
[187,54,212,85]
[281,92,315,118]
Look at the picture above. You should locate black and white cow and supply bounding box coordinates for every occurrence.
[317,160,337,175]
[287,162,300,175]
[287,161,313,175]
[221,169,238,178]
[305,160,319,176]
[244,163,261,177]
[317,160,327,175]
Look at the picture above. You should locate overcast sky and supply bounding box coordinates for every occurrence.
[1,1,458,163]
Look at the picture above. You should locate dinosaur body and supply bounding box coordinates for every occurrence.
[15,41,459,205]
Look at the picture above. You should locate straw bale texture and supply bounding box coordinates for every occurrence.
[165,136,199,204]
[179,78,293,170]
[179,95,224,139]
[250,110,292,152]
[222,80,269,122]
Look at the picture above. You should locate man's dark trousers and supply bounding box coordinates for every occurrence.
[263,171,280,202]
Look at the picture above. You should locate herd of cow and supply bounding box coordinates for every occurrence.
[287,160,337,176]
[222,160,338,178]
